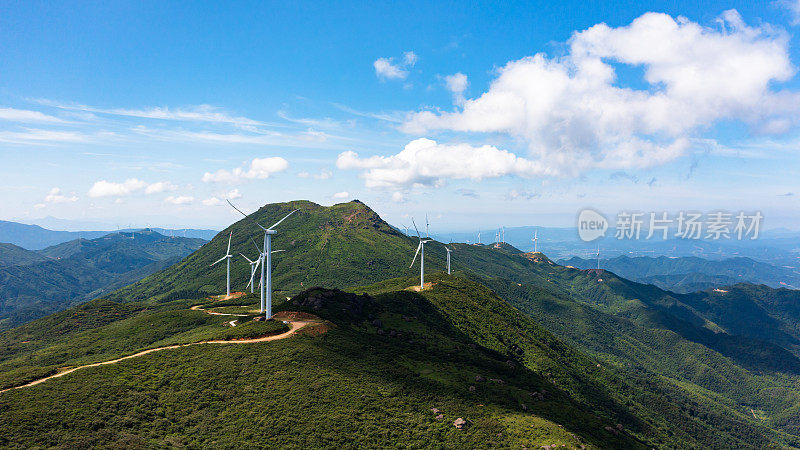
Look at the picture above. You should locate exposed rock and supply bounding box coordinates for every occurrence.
[475,375,486,382]
[431,408,440,414]
[435,414,444,421]
[469,385,476,392]
[453,417,470,429]
[616,423,624,431]
[604,425,620,435]
[489,378,505,384]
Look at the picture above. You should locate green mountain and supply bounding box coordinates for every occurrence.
[3,200,800,447]
[560,255,800,292]
[0,242,47,267]
[0,231,206,329]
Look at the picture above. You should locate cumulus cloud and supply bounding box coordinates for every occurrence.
[88,179,179,197]
[444,73,469,104]
[44,187,78,203]
[297,168,332,179]
[391,191,406,203]
[164,195,194,205]
[403,11,796,175]
[226,189,242,199]
[144,181,178,194]
[374,51,418,81]
[337,138,554,189]
[332,191,350,199]
[202,157,289,183]
[202,197,222,206]
[88,178,148,197]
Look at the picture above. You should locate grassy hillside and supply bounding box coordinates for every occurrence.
[0,287,643,448]
[107,200,454,303]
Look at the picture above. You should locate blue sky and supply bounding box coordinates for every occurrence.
[1,0,799,231]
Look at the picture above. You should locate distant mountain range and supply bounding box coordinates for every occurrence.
[0,219,218,250]
[0,231,206,329]
[559,255,800,293]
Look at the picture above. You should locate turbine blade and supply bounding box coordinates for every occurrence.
[269,209,299,230]
[411,218,421,238]
[240,253,255,264]
[251,238,262,254]
[271,249,285,253]
[211,255,227,266]
[410,242,422,268]
[226,232,232,255]
[227,199,267,231]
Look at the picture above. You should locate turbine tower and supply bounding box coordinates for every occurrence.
[211,231,234,297]
[228,200,297,319]
[445,242,453,275]
[532,230,538,253]
[596,244,601,270]
[410,218,432,290]
[477,230,481,244]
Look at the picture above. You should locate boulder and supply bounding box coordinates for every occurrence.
[475,375,486,382]
[468,385,476,392]
[453,417,470,430]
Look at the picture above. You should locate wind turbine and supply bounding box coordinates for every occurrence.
[240,252,261,294]
[532,230,538,253]
[425,214,430,238]
[410,218,432,290]
[477,230,481,245]
[228,200,298,319]
[501,226,505,243]
[596,244,601,270]
[211,231,234,297]
[445,242,453,275]
[401,224,409,236]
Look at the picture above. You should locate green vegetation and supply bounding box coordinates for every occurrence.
[0,242,47,267]
[0,287,642,449]
[0,231,205,329]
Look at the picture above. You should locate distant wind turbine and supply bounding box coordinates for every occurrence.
[596,244,601,270]
[425,214,430,238]
[477,230,481,245]
[445,242,453,275]
[228,200,297,319]
[240,252,261,294]
[401,224,409,236]
[211,231,234,297]
[532,230,538,253]
[410,218,433,290]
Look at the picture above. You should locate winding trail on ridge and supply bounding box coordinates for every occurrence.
[0,306,317,394]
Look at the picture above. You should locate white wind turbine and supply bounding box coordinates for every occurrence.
[445,241,453,275]
[240,251,261,294]
[228,200,298,319]
[410,218,433,290]
[425,214,430,238]
[211,231,234,297]
[532,230,538,253]
[596,244,601,270]
[477,230,481,245]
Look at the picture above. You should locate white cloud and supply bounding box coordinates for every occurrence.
[33,203,45,209]
[226,189,242,199]
[88,178,148,197]
[403,11,795,175]
[444,73,468,104]
[202,157,289,183]
[332,191,350,199]
[403,51,419,66]
[202,197,222,206]
[164,195,194,205]
[144,181,178,194]
[374,51,418,81]
[297,168,332,179]
[44,187,78,203]
[391,191,406,203]
[0,128,94,144]
[41,101,262,127]
[779,0,800,25]
[336,138,553,189]
[0,107,64,123]
[506,188,540,201]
